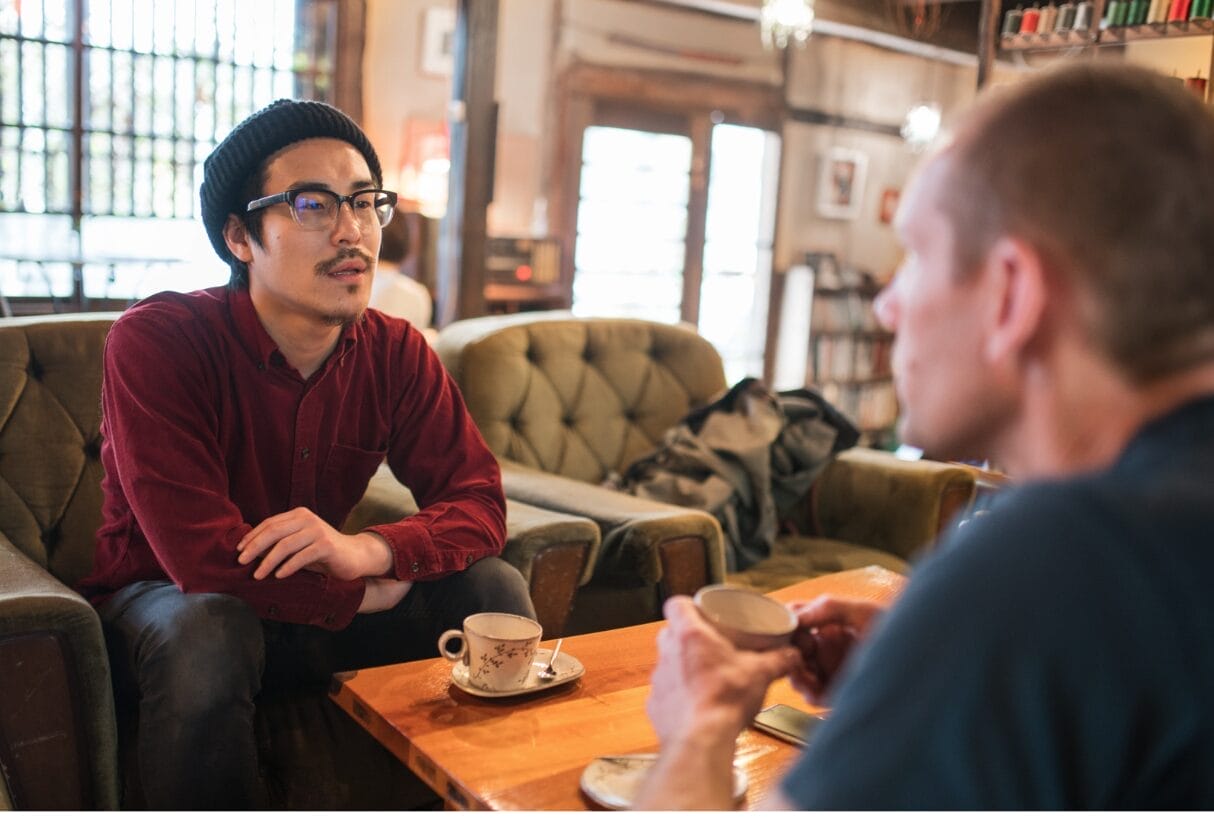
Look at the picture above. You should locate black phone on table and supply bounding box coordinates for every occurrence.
[752,704,826,747]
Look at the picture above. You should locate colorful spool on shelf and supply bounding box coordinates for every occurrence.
[1021,3,1042,32]
[998,0,1214,35]
[1003,4,1025,34]
[1039,2,1059,31]
[1168,0,1193,22]
[1056,1,1077,30]
[1074,0,1094,29]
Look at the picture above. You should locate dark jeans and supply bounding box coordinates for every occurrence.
[98,557,535,809]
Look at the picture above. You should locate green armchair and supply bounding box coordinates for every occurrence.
[0,312,599,809]
[436,313,728,633]
[435,313,977,634]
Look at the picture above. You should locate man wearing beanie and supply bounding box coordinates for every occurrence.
[76,99,535,808]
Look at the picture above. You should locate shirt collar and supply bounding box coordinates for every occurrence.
[227,285,362,373]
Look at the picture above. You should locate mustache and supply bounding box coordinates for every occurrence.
[315,247,374,276]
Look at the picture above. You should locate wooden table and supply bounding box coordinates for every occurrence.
[330,566,906,810]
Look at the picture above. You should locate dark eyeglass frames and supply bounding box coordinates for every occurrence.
[246,188,398,231]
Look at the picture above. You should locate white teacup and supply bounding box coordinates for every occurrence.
[438,612,543,692]
[693,584,797,652]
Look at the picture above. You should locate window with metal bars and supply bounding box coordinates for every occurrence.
[0,0,340,315]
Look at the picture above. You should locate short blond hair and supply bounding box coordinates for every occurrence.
[942,62,1214,382]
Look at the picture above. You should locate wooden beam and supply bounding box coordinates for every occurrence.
[334,0,367,123]
[976,0,999,88]
[436,0,498,325]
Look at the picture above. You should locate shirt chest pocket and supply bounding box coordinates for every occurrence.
[318,443,388,527]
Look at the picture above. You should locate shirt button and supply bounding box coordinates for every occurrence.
[257,362,266,372]
[300,447,310,460]
[268,605,279,616]
[410,561,420,573]
[323,614,335,626]
[464,555,472,566]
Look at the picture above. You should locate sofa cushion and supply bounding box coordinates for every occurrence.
[726,536,909,593]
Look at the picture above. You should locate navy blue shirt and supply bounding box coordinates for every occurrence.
[783,396,1214,808]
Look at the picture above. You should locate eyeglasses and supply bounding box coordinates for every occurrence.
[246,188,398,231]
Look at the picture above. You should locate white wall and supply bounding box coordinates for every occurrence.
[362,0,454,192]
[777,36,982,279]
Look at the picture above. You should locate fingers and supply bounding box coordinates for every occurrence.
[756,645,802,682]
[237,509,309,562]
[264,540,327,580]
[787,664,830,706]
[790,595,884,634]
[662,595,700,625]
[235,508,330,580]
[250,529,321,579]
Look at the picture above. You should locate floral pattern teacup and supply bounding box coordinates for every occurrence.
[438,612,543,692]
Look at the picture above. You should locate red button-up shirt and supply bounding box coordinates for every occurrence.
[78,285,505,630]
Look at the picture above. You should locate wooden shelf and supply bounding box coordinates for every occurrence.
[807,252,898,443]
[1001,18,1214,52]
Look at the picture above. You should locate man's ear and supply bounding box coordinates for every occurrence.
[981,236,1049,366]
[223,215,255,263]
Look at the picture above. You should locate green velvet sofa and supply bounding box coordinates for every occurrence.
[435,312,978,634]
[0,312,601,809]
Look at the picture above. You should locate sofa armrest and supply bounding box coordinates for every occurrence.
[344,465,601,637]
[500,461,726,596]
[502,500,599,638]
[809,449,977,561]
[0,533,119,809]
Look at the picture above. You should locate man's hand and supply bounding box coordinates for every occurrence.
[788,596,887,705]
[634,596,799,810]
[236,507,394,581]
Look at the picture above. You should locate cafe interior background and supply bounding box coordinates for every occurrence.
[3,0,1211,449]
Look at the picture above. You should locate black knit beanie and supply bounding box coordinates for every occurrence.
[199,99,383,263]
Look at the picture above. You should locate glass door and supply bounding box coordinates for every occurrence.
[565,104,779,385]
[699,123,780,384]
[570,126,693,324]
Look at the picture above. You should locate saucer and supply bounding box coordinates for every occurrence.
[580,753,747,810]
[449,647,585,698]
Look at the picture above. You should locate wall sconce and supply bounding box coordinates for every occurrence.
[760,0,815,49]
[901,103,941,152]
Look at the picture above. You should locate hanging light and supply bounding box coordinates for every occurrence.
[760,0,816,49]
[901,103,942,152]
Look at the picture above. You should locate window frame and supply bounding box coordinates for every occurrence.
[0,0,364,316]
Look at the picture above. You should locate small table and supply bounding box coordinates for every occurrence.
[330,566,906,810]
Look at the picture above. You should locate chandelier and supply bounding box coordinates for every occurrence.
[760,0,816,49]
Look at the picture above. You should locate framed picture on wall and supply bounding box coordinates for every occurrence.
[816,147,868,220]
[420,6,456,77]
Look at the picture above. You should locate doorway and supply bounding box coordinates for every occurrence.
[568,116,780,384]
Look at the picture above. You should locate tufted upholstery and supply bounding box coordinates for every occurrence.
[0,314,112,586]
[0,312,601,809]
[439,315,728,483]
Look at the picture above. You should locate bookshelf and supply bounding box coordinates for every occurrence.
[805,252,898,448]
[995,2,1214,103]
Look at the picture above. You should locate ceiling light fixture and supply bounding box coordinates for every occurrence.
[901,102,942,152]
[760,0,816,49]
